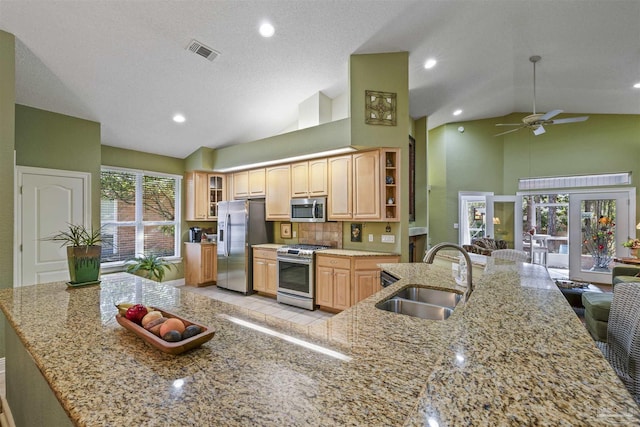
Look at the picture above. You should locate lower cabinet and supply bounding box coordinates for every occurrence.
[184,243,217,286]
[253,248,278,296]
[316,255,352,310]
[316,254,399,311]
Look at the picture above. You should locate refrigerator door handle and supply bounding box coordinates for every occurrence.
[225,214,231,257]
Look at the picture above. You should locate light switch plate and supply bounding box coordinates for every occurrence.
[381,235,395,243]
[368,234,374,242]
[293,231,297,237]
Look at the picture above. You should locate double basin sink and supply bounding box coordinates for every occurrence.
[376,286,462,320]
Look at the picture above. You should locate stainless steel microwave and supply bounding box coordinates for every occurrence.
[290,197,326,222]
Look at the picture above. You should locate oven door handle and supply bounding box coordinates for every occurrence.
[277,255,312,265]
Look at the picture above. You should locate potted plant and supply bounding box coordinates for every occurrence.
[45,223,102,285]
[623,238,640,258]
[125,253,173,282]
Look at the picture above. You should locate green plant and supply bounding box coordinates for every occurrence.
[45,223,102,247]
[125,253,173,281]
[623,238,640,248]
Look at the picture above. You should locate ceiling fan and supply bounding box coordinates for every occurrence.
[495,55,589,137]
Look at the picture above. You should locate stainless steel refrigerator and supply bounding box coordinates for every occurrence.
[217,200,272,294]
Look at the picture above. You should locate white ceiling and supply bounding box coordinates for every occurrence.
[1,0,639,159]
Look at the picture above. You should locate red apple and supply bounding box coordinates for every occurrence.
[125,304,148,325]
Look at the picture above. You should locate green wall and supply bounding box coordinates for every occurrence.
[428,113,640,245]
[210,118,351,171]
[15,105,102,227]
[345,52,410,258]
[0,30,16,358]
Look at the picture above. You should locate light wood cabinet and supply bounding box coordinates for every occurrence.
[208,174,225,219]
[184,242,217,286]
[353,256,399,303]
[232,171,249,199]
[248,168,266,197]
[253,248,278,295]
[233,169,266,199]
[316,254,400,311]
[327,155,352,220]
[265,165,291,220]
[291,159,328,198]
[327,149,399,222]
[316,255,351,310]
[352,150,380,220]
[186,172,225,221]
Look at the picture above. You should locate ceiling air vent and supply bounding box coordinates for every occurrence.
[186,39,220,61]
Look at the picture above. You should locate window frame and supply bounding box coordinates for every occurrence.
[100,166,182,268]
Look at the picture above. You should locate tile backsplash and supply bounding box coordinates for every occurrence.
[298,222,343,248]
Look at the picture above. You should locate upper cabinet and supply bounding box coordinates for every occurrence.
[352,150,380,220]
[327,155,353,220]
[327,148,400,222]
[186,172,225,221]
[265,165,291,220]
[291,158,327,198]
[233,168,266,199]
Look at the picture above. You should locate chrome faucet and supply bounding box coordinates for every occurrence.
[423,242,473,297]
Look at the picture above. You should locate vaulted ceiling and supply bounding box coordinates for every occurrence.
[1,0,639,158]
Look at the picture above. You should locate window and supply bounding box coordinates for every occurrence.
[100,168,181,264]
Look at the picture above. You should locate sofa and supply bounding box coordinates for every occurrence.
[582,265,640,342]
[463,237,508,256]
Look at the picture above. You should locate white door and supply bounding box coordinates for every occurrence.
[486,195,523,250]
[17,167,91,286]
[568,190,634,283]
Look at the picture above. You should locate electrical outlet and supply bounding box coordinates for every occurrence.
[381,235,395,243]
[368,234,374,242]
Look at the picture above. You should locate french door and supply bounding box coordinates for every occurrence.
[568,190,635,283]
[486,195,523,250]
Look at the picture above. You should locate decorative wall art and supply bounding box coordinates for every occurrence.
[365,90,397,126]
[350,223,363,242]
[280,222,292,239]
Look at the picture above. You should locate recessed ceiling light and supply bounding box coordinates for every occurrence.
[173,114,186,123]
[424,58,437,69]
[453,109,463,116]
[634,82,640,89]
[259,22,275,38]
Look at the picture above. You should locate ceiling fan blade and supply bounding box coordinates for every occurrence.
[539,109,563,121]
[550,116,589,124]
[495,123,522,127]
[533,125,546,136]
[494,127,524,137]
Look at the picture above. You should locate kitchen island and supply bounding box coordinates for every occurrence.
[1,260,638,426]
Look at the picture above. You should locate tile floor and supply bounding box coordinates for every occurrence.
[168,279,335,327]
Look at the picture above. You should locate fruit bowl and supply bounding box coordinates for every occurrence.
[116,308,215,355]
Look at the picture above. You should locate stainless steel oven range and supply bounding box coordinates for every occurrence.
[276,244,330,310]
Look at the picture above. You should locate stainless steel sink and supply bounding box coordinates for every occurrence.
[392,287,462,308]
[376,298,454,320]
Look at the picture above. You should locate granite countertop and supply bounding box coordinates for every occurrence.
[317,248,399,257]
[251,243,283,249]
[251,244,399,258]
[1,261,638,425]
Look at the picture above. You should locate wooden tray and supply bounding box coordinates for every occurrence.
[116,308,215,355]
